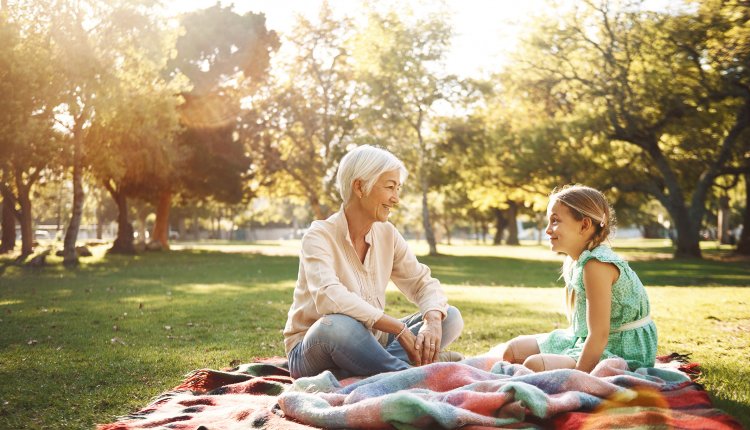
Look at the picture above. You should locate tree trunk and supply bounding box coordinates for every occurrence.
[492,208,505,245]
[717,195,731,245]
[56,181,64,233]
[638,143,705,259]
[505,201,520,246]
[63,135,85,266]
[0,186,16,253]
[191,213,200,240]
[421,175,438,256]
[670,205,702,258]
[736,171,750,255]
[96,201,104,240]
[15,177,33,257]
[109,190,135,254]
[152,189,171,249]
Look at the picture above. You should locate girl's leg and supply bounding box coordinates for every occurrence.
[288,314,410,379]
[501,335,541,364]
[385,305,464,363]
[523,354,577,372]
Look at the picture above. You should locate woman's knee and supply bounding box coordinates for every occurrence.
[444,305,464,332]
[307,314,366,345]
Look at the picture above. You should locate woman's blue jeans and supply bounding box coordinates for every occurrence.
[288,306,463,378]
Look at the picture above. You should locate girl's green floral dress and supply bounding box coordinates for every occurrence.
[535,245,658,370]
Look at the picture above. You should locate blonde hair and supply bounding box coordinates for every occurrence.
[336,145,407,206]
[550,184,616,320]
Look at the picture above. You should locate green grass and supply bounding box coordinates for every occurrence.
[1,239,749,429]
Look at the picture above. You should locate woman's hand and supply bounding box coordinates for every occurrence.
[414,310,443,365]
[397,330,423,366]
[377,311,444,366]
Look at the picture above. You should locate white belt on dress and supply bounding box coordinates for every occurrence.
[611,315,653,333]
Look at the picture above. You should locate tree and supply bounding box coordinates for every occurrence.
[0,11,63,257]
[507,0,750,258]
[0,17,18,254]
[31,0,175,264]
[86,79,182,254]
[244,2,359,219]
[700,0,750,255]
[354,5,455,255]
[736,172,750,254]
[162,4,279,247]
[0,185,16,254]
[438,93,556,246]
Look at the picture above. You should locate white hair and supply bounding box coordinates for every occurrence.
[336,145,408,205]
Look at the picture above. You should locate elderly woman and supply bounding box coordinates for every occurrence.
[283,145,464,379]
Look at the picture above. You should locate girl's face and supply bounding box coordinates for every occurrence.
[360,170,401,223]
[545,200,590,259]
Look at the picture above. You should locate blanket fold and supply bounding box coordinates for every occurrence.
[97,354,744,430]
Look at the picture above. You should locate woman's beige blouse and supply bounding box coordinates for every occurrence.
[283,210,448,354]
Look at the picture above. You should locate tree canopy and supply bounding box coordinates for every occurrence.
[2,0,749,260]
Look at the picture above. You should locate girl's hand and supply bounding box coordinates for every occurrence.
[414,311,443,365]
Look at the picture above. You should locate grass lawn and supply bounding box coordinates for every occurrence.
[1,238,749,429]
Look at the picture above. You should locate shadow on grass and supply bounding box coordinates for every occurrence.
[629,258,750,287]
[421,255,561,287]
[423,253,750,288]
[7,247,750,293]
[701,363,750,429]
[711,397,750,429]
[5,249,299,286]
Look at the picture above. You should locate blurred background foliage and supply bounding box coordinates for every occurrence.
[1,0,749,263]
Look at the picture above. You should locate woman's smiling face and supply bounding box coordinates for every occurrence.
[361,170,401,222]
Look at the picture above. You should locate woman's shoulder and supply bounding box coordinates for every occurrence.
[302,213,342,242]
[370,221,400,245]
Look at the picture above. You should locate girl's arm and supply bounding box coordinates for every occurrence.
[576,259,618,373]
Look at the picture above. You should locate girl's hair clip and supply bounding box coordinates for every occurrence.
[600,221,605,227]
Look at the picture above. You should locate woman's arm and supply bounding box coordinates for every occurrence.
[576,259,618,373]
[389,229,447,364]
[390,229,447,317]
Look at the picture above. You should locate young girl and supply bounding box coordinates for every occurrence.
[500,185,657,372]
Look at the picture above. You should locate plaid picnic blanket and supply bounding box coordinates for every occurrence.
[97,354,743,429]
